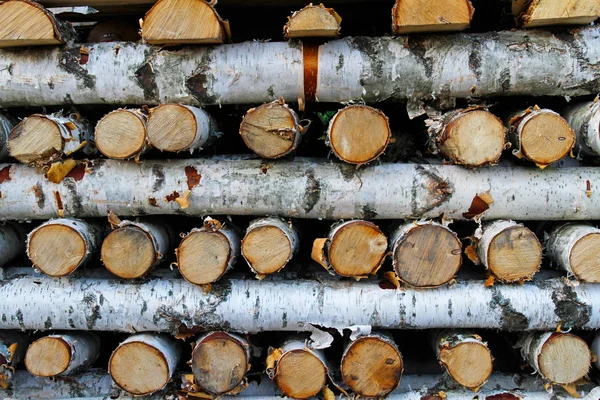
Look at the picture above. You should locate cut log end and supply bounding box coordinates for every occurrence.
[109,341,171,395]
[518,0,600,28]
[25,337,71,377]
[177,230,231,285]
[518,111,575,166]
[240,102,301,159]
[192,332,249,395]
[0,0,66,48]
[28,223,87,277]
[8,116,63,165]
[328,105,391,165]
[142,0,227,44]
[393,224,462,287]
[329,221,387,277]
[392,0,474,34]
[341,336,403,397]
[242,225,292,275]
[487,225,541,282]
[538,333,591,385]
[101,226,156,279]
[284,4,341,39]
[95,110,146,159]
[439,341,493,389]
[438,109,506,167]
[147,104,199,152]
[570,233,600,283]
[274,349,327,399]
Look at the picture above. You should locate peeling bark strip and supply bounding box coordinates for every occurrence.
[3,158,600,220]
[0,273,597,332]
[2,27,599,106]
[24,333,99,377]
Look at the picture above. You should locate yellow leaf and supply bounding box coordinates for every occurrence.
[484,275,495,288]
[46,159,77,183]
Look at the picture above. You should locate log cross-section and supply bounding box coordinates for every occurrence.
[392,0,474,34]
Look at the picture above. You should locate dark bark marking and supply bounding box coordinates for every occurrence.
[485,394,520,400]
[166,191,180,202]
[185,166,201,190]
[83,294,101,330]
[44,317,52,329]
[551,285,590,330]
[0,166,11,183]
[490,288,528,331]
[405,37,433,78]
[303,169,321,214]
[152,164,165,191]
[186,50,217,105]
[499,68,511,92]
[411,165,452,217]
[148,197,159,207]
[33,183,45,209]
[64,180,82,216]
[336,54,344,71]
[59,48,96,90]
[134,63,159,102]
[54,191,64,215]
[15,309,24,329]
[362,204,378,219]
[468,39,482,81]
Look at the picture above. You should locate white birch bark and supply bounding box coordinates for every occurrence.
[0,113,14,161]
[0,223,27,266]
[3,158,600,221]
[476,220,516,269]
[546,223,600,281]
[177,105,219,152]
[26,333,100,377]
[564,100,600,158]
[0,27,599,106]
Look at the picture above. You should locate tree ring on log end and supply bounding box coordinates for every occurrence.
[439,341,493,389]
[8,115,63,165]
[538,333,590,385]
[570,233,600,282]
[520,112,575,165]
[341,336,403,397]
[393,224,462,287]
[28,223,87,277]
[109,341,170,395]
[0,1,64,48]
[274,349,327,399]
[242,225,292,275]
[177,230,231,285]
[25,337,71,377]
[95,109,146,159]
[101,226,156,279]
[147,104,198,152]
[487,225,541,282]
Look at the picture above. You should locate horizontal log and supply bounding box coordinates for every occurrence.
[0,26,599,106]
[1,158,600,220]
[0,272,597,332]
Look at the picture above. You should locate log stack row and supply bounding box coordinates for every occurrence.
[1,0,600,398]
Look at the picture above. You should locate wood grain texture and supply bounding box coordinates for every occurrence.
[95,109,147,159]
[518,0,600,27]
[439,341,493,389]
[25,337,71,377]
[109,341,170,395]
[147,104,199,152]
[274,350,327,398]
[8,116,63,165]
[486,225,541,282]
[101,226,156,279]
[28,224,86,277]
[284,4,341,39]
[538,334,591,385]
[570,233,600,282]
[177,230,231,285]
[242,226,292,275]
[392,0,473,34]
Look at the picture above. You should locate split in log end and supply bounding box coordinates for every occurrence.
[392,0,474,34]
[569,233,600,283]
[8,115,63,165]
[177,230,232,285]
[28,223,87,277]
[538,333,591,385]
[95,109,147,160]
[486,225,541,283]
[101,226,157,279]
[275,349,327,399]
[284,4,341,39]
[25,337,71,377]
[242,225,293,276]
[439,341,493,389]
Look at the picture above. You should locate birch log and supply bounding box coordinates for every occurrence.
[192,332,250,396]
[475,220,541,283]
[242,217,299,278]
[312,220,387,278]
[2,28,599,107]
[514,0,600,28]
[390,221,462,287]
[392,0,474,34]
[517,332,591,385]
[508,107,575,168]
[109,334,181,396]
[432,330,493,389]
[141,0,229,45]
[284,4,341,39]
[4,158,600,221]
[101,220,171,279]
[25,333,100,377]
[427,107,506,167]
[27,218,103,277]
[0,332,27,386]
[0,223,27,267]
[564,100,600,159]
[239,99,306,159]
[547,223,600,283]
[176,217,240,286]
[147,104,219,153]
[95,109,147,160]
[327,105,391,165]
[268,338,329,399]
[8,112,94,166]
[0,113,15,161]
[341,333,403,397]
[0,0,77,48]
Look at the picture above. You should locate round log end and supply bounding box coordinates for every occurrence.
[0,1,61,47]
[284,5,341,39]
[393,224,462,287]
[101,226,156,279]
[8,115,63,165]
[570,233,600,282]
[274,349,327,398]
[95,110,146,159]
[440,110,505,166]
[329,221,388,277]
[487,225,541,282]
[329,105,390,165]
[109,341,171,395]
[177,230,231,285]
[520,112,575,165]
[341,336,403,397]
[147,104,198,152]
[538,333,590,385]
[240,102,299,159]
[242,225,292,275]
[192,332,249,395]
[439,342,493,389]
[28,223,87,277]
[25,337,71,377]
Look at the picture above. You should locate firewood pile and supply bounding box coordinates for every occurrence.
[0,0,600,398]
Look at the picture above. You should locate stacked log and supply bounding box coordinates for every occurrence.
[546,223,600,283]
[392,0,474,34]
[94,109,147,160]
[25,333,99,377]
[284,4,341,39]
